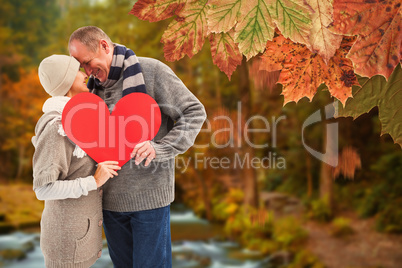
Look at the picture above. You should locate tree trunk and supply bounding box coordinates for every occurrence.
[238,57,258,208]
[214,67,222,105]
[319,122,335,210]
[15,145,25,181]
[0,62,3,121]
[306,152,313,198]
[196,167,213,221]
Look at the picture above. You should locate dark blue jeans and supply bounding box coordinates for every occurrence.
[103,205,172,268]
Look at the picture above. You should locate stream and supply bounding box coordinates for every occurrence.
[0,206,271,268]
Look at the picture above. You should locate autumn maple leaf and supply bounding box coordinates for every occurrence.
[324,36,358,104]
[336,64,402,148]
[131,0,203,62]
[209,30,243,79]
[306,0,343,63]
[268,0,314,50]
[261,34,327,104]
[260,34,357,105]
[207,0,248,34]
[130,0,186,22]
[234,0,276,60]
[237,0,315,59]
[329,0,402,79]
[161,0,209,61]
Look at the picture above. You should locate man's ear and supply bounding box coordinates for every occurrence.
[100,39,110,53]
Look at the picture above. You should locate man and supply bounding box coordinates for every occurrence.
[68,26,206,267]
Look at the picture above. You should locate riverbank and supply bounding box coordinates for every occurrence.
[0,184,42,234]
[1,183,402,267]
[0,209,270,268]
[304,211,402,268]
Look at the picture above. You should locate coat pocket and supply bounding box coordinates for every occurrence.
[74,213,103,263]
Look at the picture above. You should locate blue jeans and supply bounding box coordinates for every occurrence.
[103,205,172,268]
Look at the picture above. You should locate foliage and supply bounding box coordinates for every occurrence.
[261,34,358,105]
[212,190,278,254]
[330,217,355,237]
[131,0,402,82]
[0,184,43,229]
[375,198,402,234]
[0,0,168,181]
[131,0,402,145]
[0,0,60,69]
[370,152,402,233]
[336,64,402,148]
[212,188,244,222]
[307,198,332,222]
[272,216,308,249]
[247,239,279,254]
[223,206,309,254]
[209,30,243,79]
[357,184,387,219]
[329,0,402,79]
[340,150,402,234]
[308,0,343,64]
[358,152,402,217]
[287,249,325,268]
[263,172,283,191]
[0,69,48,179]
[0,249,27,261]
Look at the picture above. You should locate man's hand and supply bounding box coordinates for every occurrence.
[130,141,156,166]
[94,161,121,188]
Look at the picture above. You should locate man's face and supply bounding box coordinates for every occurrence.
[69,39,112,83]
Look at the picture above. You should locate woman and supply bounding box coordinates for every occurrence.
[32,54,120,267]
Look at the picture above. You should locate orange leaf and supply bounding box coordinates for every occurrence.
[161,0,209,61]
[279,51,327,104]
[260,34,299,72]
[209,30,243,79]
[130,0,186,22]
[333,146,361,179]
[261,35,327,104]
[260,34,357,105]
[330,0,402,79]
[324,36,358,105]
[307,0,343,63]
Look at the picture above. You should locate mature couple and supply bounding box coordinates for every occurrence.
[32,26,206,268]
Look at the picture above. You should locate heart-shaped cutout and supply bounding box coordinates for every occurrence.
[62,92,161,167]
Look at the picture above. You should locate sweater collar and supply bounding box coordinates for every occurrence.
[42,96,70,114]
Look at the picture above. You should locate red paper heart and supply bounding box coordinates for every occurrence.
[61,92,161,167]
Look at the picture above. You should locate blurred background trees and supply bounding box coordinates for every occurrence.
[1,1,402,266]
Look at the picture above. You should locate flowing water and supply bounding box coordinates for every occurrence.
[0,207,270,268]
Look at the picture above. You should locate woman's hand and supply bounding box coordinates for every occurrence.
[94,161,121,188]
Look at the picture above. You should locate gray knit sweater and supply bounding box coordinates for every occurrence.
[97,57,206,212]
[32,97,103,268]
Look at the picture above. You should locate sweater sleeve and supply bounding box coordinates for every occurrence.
[32,121,74,190]
[34,176,97,200]
[149,61,207,162]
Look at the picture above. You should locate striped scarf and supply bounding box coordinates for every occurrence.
[87,44,146,96]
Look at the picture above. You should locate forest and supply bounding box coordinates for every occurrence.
[0,0,401,267]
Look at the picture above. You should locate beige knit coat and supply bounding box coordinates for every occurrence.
[32,102,103,268]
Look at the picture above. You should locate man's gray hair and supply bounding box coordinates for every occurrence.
[69,26,113,52]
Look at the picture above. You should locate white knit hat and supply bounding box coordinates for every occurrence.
[38,55,80,96]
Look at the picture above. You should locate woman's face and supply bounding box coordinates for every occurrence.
[67,71,89,97]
